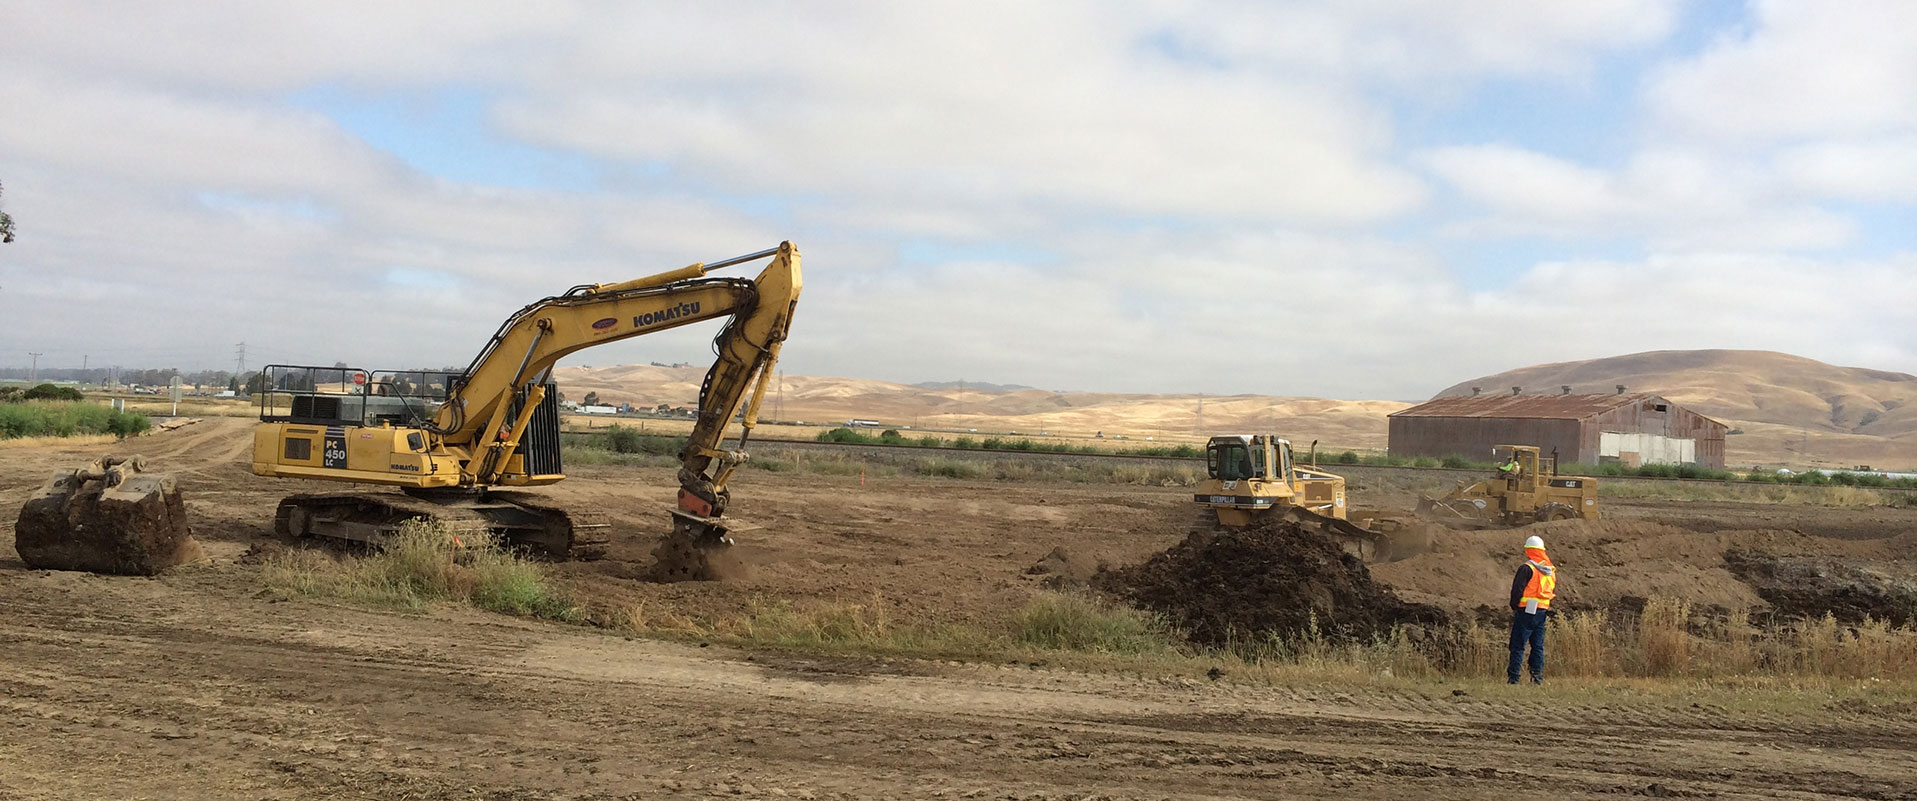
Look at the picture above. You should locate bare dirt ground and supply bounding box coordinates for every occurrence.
[6,418,1917,800]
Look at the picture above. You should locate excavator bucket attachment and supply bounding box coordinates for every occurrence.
[648,512,744,582]
[1415,495,1496,530]
[14,456,198,575]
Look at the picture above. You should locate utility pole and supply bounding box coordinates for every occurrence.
[28,352,42,382]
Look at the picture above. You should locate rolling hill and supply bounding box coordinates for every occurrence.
[554,349,1917,469]
[549,364,1404,450]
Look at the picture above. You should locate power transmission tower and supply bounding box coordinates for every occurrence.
[235,342,246,377]
[28,352,42,382]
[1195,393,1204,433]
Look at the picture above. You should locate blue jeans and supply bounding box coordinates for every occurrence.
[1508,610,1547,684]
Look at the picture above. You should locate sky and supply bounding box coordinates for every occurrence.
[0,0,1912,401]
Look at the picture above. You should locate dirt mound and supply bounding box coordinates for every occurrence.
[1024,546,1107,589]
[647,533,747,582]
[1096,520,1445,646]
[1725,549,1917,625]
[13,457,198,575]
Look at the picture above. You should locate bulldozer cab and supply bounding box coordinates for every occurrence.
[1492,445,1558,490]
[1419,443,1598,528]
[1206,435,1290,483]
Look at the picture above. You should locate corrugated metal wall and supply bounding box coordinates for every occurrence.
[1389,394,1727,468]
[1387,416,1583,463]
[1583,396,1726,468]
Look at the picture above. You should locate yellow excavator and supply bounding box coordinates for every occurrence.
[1193,435,1422,561]
[250,242,801,577]
[1416,444,1600,529]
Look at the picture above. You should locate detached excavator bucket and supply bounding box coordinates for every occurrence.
[14,456,198,575]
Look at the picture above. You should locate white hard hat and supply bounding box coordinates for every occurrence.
[1525,535,1545,549]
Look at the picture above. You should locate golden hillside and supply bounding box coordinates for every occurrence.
[1435,350,1917,469]
[557,350,1917,468]
[550,364,1404,450]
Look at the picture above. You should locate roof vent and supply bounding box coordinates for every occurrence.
[1561,385,1572,395]
[1616,384,1627,395]
[1471,386,1482,396]
[1511,386,1522,396]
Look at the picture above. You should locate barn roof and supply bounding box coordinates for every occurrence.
[1389,392,1663,420]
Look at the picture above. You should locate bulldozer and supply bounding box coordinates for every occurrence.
[14,455,199,575]
[1193,435,1423,561]
[249,242,802,579]
[1415,444,1600,529]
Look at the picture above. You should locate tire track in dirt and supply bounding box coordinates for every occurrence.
[5,573,1916,801]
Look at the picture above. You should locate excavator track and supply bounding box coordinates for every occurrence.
[274,491,609,560]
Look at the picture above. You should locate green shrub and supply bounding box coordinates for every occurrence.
[23,383,83,401]
[1440,454,1471,469]
[0,401,149,440]
[603,425,684,455]
[817,427,883,445]
[1336,451,1360,464]
[952,436,978,449]
[915,458,990,479]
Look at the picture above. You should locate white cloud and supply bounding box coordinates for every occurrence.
[1649,0,1917,142]
[0,2,1912,399]
[1422,144,1856,251]
[1151,0,1677,83]
[1774,138,1917,202]
[492,4,1426,227]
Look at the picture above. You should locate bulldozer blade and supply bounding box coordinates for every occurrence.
[14,456,197,575]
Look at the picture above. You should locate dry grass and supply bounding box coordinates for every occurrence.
[601,589,1917,694]
[1599,480,1902,507]
[261,519,581,621]
[0,432,122,450]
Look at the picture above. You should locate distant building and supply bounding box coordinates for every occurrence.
[1388,388,1727,468]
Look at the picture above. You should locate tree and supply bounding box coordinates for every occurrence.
[582,391,600,406]
[24,383,83,401]
[0,180,15,244]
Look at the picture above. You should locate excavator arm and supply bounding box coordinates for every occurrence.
[431,242,799,479]
[435,243,801,539]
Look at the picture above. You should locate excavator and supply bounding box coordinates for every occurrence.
[249,242,801,578]
[1193,434,1425,561]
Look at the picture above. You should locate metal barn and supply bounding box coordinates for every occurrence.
[1387,389,1727,469]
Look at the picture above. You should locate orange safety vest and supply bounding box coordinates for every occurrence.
[1521,549,1556,610]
